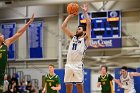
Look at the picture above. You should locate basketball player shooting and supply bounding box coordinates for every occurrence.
[0,14,34,92]
[61,3,91,93]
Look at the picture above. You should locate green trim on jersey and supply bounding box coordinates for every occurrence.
[98,74,114,93]
[45,73,60,93]
[0,44,8,87]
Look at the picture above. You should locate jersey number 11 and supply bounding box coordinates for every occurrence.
[72,43,77,50]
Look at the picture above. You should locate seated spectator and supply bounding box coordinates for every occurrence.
[19,81,26,93]
[11,73,18,86]
[26,81,32,92]
[3,74,9,93]
[9,81,17,93]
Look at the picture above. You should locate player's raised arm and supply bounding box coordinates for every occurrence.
[61,14,74,38]
[5,14,34,47]
[81,3,91,47]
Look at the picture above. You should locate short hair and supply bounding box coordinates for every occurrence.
[78,24,86,31]
[48,64,55,68]
[101,65,108,72]
[121,66,128,70]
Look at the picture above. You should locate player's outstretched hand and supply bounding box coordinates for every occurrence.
[81,3,88,13]
[27,14,34,25]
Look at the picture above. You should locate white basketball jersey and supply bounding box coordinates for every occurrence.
[67,36,87,63]
[120,72,135,91]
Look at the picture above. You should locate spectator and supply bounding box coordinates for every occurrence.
[11,73,18,86]
[3,74,9,93]
[11,73,20,92]
[9,81,16,93]
[19,81,26,93]
[26,81,31,92]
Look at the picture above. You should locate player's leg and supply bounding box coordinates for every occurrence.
[74,63,84,93]
[64,64,74,82]
[76,83,84,93]
[66,83,73,93]
[64,64,74,93]
[124,89,129,93]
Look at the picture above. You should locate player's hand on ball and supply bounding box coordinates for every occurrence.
[68,14,75,17]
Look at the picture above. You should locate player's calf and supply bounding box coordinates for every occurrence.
[66,83,73,93]
[76,83,84,93]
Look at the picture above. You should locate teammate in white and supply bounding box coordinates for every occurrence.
[117,66,140,93]
[61,3,91,93]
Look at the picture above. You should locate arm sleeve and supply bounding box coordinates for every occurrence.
[44,74,47,83]
[56,76,61,84]
[98,76,101,82]
[108,74,114,81]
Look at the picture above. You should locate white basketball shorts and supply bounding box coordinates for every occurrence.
[64,62,84,83]
[124,89,136,93]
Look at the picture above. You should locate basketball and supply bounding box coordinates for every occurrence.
[67,3,79,15]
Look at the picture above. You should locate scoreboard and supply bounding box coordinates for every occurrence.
[79,10,122,48]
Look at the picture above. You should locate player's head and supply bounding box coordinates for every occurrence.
[76,25,86,37]
[0,33,4,43]
[100,65,108,74]
[48,64,55,73]
[121,66,128,75]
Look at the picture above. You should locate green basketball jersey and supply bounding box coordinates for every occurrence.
[45,74,60,93]
[0,44,8,69]
[98,74,114,93]
[0,44,8,86]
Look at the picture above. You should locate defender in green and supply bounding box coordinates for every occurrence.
[98,73,114,93]
[97,65,119,93]
[42,64,61,93]
[0,44,7,92]
[0,14,34,92]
